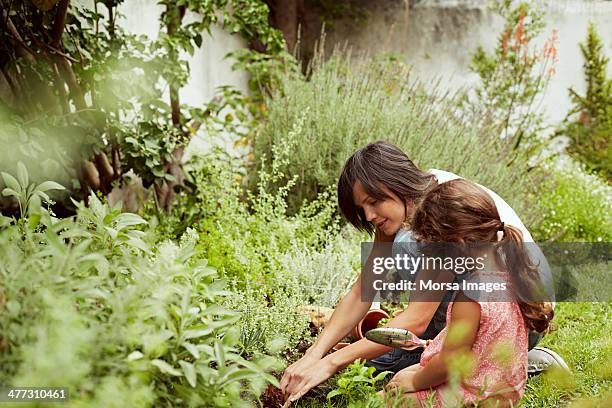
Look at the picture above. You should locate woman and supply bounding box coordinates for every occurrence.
[281,141,563,404]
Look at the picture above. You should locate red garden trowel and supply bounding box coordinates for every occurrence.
[365,327,430,350]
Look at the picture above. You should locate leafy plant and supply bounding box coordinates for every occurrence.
[1,161,65,219]
[158,113,340,284]
[327,359,391,407]
[530,158,612,243]
[0,166,281,406]
[0,0,283,212]
[466,0,558,156]
[220,279,310,357]
[562,22,612,181]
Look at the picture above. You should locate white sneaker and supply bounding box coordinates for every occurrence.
[527,347,570,376]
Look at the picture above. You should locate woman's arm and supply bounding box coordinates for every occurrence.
[281,230,392,397]
[282,298,445,404]
[304,273,373,359]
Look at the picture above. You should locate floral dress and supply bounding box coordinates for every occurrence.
[415,294,528,407]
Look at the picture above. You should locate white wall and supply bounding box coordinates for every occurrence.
[116,0,249,106]
[319,0,612,128]
[116,1,252,156]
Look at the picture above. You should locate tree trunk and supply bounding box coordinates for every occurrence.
[272,0,298,53]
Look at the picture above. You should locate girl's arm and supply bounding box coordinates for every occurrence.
[412,292,480,390]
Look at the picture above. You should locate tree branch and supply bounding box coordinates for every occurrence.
[50,0,70,49]
[5,18,36,63]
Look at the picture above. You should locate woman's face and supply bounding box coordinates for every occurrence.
[352,181,414,236]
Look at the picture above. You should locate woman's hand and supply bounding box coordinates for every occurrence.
[280,352,321,396]
[282,355,338,403]
[386,366,420,393]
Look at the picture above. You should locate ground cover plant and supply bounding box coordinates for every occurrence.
[0,168,281,407]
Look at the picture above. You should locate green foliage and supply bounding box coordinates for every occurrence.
[467,0,558,154]
[530,159,612,243]
[1,161,65,219]
[326,360,390,407]
[230,48,300,98]
[0,169,280,407]
[563,22,612,181]
[250,49,533,220]
[0,0,282,209]
[219,280,310,357]
[157,115,341,284]
[275,230,360,308]
[155,0,285,98]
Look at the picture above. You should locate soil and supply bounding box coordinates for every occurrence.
[260,384,284,407]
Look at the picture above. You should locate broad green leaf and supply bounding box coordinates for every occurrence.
[183,328,213,340]
[28,213,41,230]
[1,172,21,193]
[178,360,197,387]
[16,162,28,189]
[327,389,342,400]
[104,226,118,240]
[373,371,392,382]
[28,193,41,215]
[115,213,147,230]
[35,190,50,203]
[214,341,225,366]
[0,215,12,227]
[151,359,182,376]
[2,188,20,198]
[126,237,148,252]
[219,367,254,384]
[37,180,65,192]
[182,342,200,359]
[262,373,280,388]
[127,351,144,361]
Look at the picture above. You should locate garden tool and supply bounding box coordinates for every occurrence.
[364,327,429,350]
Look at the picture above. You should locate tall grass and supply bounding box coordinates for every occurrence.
[251,48,533,221]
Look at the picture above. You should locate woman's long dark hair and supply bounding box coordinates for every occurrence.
[410,179,554,333]
[337,141,436,235]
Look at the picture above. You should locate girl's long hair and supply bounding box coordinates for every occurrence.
[410,179,553,333]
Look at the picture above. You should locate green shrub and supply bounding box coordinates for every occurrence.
[0,169,280,407]
[563,22,612,181]
[160,118,341,285]
[251,50,533,221]
[219,279,311,357]
[217,228,363,357]
[530,158,612,242]
[275,228,361,308]
[467,0,556,154]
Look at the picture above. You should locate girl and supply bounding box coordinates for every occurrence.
[381,178,554,407]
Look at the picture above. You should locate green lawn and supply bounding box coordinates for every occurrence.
[522,302,612,407]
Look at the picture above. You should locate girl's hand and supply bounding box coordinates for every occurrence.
[386,366,420,393]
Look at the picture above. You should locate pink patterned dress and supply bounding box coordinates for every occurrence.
[415,297,528,407]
